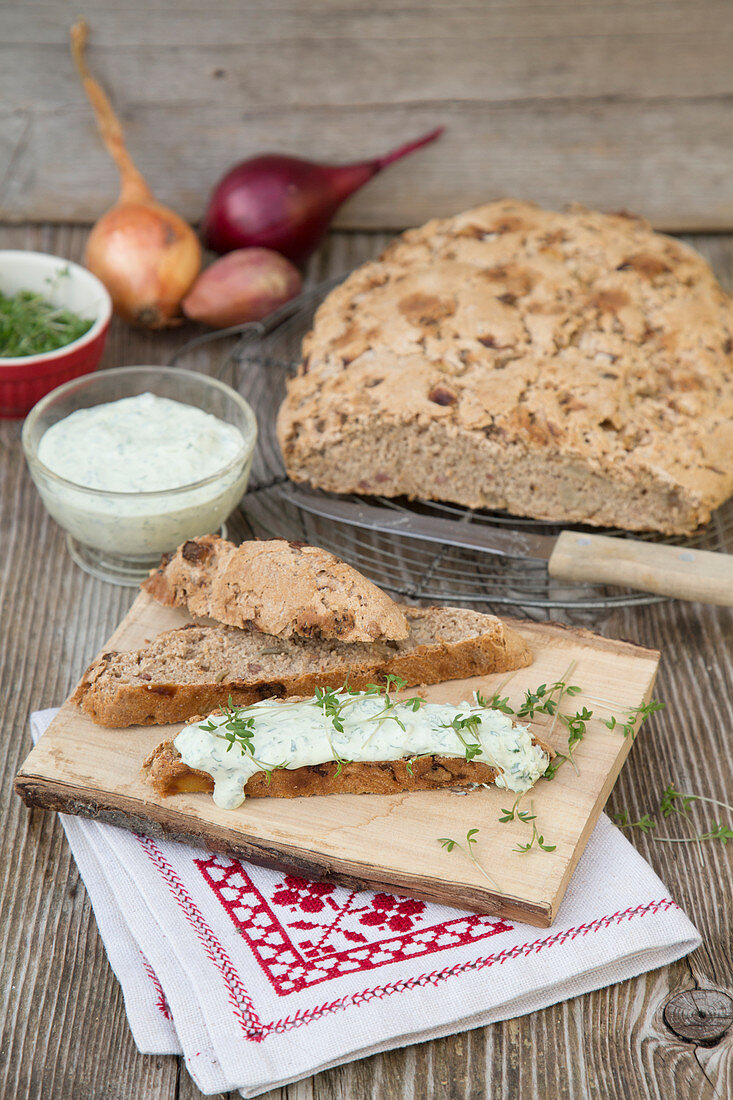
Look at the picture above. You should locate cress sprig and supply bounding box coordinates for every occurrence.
[513,821,556,854]
[365,674,425,731]
[543,705,594,779]
[604,699,665,739]
[439,712,484,762]
[475,675,582,720]
[438,828,501,889]
[0,273,94,357]
[480,670,663,843]
[612,811,657,834]
[475,665,590,780]
[498,796,556,853]
[200,696,257,755]
[313,685,350,733]
[315,675,426,738]
[614,784,733,860]
[499,794,536,825]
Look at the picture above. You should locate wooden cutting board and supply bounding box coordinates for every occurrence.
[15,593,660,928]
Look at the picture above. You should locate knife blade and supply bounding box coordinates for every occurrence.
[277,484,733,606]
[279,484,554,561]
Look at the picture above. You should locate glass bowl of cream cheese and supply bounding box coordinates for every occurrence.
[22,366,257,585]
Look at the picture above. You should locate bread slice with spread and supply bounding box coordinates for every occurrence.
[142,687,553,808]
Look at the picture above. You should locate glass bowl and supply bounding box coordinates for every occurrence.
[22,366,257,585]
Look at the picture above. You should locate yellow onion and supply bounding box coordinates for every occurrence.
[70,20,201,328]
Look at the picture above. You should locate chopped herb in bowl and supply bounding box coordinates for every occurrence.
[0,288,94,358]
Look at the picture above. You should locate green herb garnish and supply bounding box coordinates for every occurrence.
[499,794,536,825]
[438,828,501,889]
[213,696,257,754]
[660,784,706,819]
[613,811,657,833]
[604,699,665,739]
[513,822,556,854]
[0,283,93,357]
[653,785,733,855]
[543,703,592,781]
[440,712,484,762]
[314,685,349,732]
[613,786,733,866]
[497,796,556,853]
[476,690,515,715]
[515,679,581,719]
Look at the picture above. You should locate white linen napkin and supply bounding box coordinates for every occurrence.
[30,709,700,1097]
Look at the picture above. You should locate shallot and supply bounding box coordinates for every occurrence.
[201,128,443,266]
[182,249,302,328]
[70,20,201,327]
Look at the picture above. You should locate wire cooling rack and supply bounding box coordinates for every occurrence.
[205,280,733,611]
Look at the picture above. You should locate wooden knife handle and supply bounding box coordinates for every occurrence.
[548,531,733,606]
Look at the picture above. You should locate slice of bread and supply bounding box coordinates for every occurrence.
[73,606,532,727]
[142,741,512,799]
[143,535,410,643]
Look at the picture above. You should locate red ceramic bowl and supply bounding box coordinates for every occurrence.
[0,251,112,418]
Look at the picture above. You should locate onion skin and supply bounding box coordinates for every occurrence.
[71,20,201,327]
[85,203,201,328]
[182,248,302,329]
[202,128,443,266]
[202,155,349,266]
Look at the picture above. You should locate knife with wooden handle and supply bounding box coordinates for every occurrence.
[279,485,733,606]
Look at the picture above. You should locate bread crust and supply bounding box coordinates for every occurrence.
[72,607,532,728]
[277,200,733,535]
[143,535,409,643]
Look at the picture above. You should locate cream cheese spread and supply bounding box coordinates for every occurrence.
[35,393,253,556]
[38,392,244,491]
[174,690,550,810]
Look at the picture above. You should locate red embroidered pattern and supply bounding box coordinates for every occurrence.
[194,854,513,993]
[136,836,264,1037]
[136,835,679,1043]
[262,896,680,1036]
[140,952,173,1020]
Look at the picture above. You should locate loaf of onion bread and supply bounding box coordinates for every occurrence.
[278,200,733,535]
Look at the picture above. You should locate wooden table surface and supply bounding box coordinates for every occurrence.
[1,224,732,1100]
[3,0,733,231]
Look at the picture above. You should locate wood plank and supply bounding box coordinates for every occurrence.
[604,597,733,1100]
[1,223,731,1098]
[1,2,732,228]
[7,2,733,46]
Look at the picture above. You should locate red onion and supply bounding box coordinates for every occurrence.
[182,249,302,328]
[201,128,444,266]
